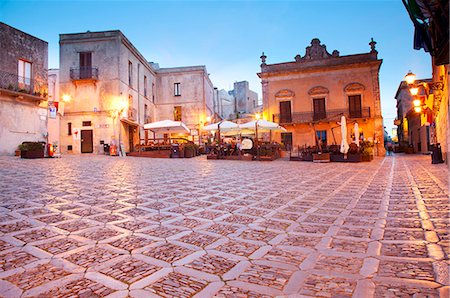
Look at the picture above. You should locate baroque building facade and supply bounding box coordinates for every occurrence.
[258,38,385,155]
[0,22,48,155]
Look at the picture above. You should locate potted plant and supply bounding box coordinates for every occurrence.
[183,143,198,158]
[19,142,45,159]
[347,143,362,162]
[360,141,374,162]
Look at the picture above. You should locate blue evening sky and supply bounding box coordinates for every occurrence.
[0,0,431,135]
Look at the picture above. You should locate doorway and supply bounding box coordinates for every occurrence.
[128,126,134,152]
[81,130,93,153]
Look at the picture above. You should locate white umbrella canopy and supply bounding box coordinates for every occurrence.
[340,116,349,154]
[239,119,287,132]
[144,120,190,134]
[354,122,360,147]
[203,120,239,132]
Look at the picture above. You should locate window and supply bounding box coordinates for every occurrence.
[174,106,182,121]
[316,130,327,146]
[313,98,326,121]
[82,121,91,127]
[279,101,292,123]
[18,60,31,87]
[68,122,72,135]
[281,132,293,151]
[144,104,149,122]
[128,61,133,87]
[174,83,181,96]
[152,82,155,102]
[144,75,148,97]
[348,95,362,118]
[79,52,92,79]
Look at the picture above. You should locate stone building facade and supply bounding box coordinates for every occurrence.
[0,22,48,155]
[59,30,157,154]
[213,81,260,120]
[58,30,214,154]
[395,79,432,154]
[258,38,385,155]
[153,65,214,143]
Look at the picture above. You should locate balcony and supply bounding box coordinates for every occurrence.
[70,67,98,82]
[0,70,47,100]
[273,107,371,124]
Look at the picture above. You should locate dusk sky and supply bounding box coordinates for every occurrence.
[0,0,432,135]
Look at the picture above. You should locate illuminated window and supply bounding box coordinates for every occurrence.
[174,106,182,121]
[174,83,181,96]
[18,59,31,87]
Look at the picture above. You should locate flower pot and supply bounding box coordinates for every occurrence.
[313,153,330,163]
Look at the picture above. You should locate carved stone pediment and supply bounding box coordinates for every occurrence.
[275,89,295,99]
[303,38,332,60]
[344,82,365,92]
[308,86,329,95]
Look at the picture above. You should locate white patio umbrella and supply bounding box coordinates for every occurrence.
[239,119,287,132]
[340,116,349,154]
[354,122,360,147]
[202,120,239,132]
[144,120,190,134]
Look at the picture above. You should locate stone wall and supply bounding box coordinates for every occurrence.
[0,23,48,155]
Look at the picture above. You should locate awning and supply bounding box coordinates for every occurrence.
[144,120,190,134]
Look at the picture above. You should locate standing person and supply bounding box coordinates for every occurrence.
[386,141,393,156]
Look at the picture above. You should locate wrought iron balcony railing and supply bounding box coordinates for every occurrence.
[0,70,47,99]
[273,107,371,124]
[70,67,99,81]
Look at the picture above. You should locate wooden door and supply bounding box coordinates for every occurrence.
[348,95,362,118]
[313,98,326,121]
[79,52,92,79]
[279,101,292,123]
[81,130,93,153]
[128,126,134,152]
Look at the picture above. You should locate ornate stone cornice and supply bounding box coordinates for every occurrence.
[344,82,365,92]
[308,86,329,95]
[275,89,295,99]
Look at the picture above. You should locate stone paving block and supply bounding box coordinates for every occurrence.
[35,276,116,297]
[381,241,429,258]
[298,273,356,297]
[144,271,209,298]
[4,263,71,291]
[141,243,194,264]
[185,253,239,275]
[0,249,38,273]
[64,247,122,268]
[377,259,435,281]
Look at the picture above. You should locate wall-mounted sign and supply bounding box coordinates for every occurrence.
[49,107,57,119]
[73,128,80,140]
[95,124,110,129]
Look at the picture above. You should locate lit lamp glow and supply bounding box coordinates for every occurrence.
[413,99,421,107]
[410,87,419,96]
[62,94,71,102]
[405,71,416,85]
[414,106,422,113]
[255,113,261,120]
[206,116,211,123]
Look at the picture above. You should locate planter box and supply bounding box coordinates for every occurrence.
[330,153,346,162]
[313,153,330,163]
[362,155,371,162]
[347,153,362,162]
[21,150,44,159]
[301,153,313,161]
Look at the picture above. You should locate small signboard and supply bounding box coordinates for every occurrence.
[73,128,80,140]
[49,106,57,119]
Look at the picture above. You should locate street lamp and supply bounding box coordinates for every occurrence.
[404,71,445,164]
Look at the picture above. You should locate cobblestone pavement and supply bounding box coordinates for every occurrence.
[0,154,448,297]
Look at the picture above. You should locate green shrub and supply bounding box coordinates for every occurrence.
[18,142,44,152]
